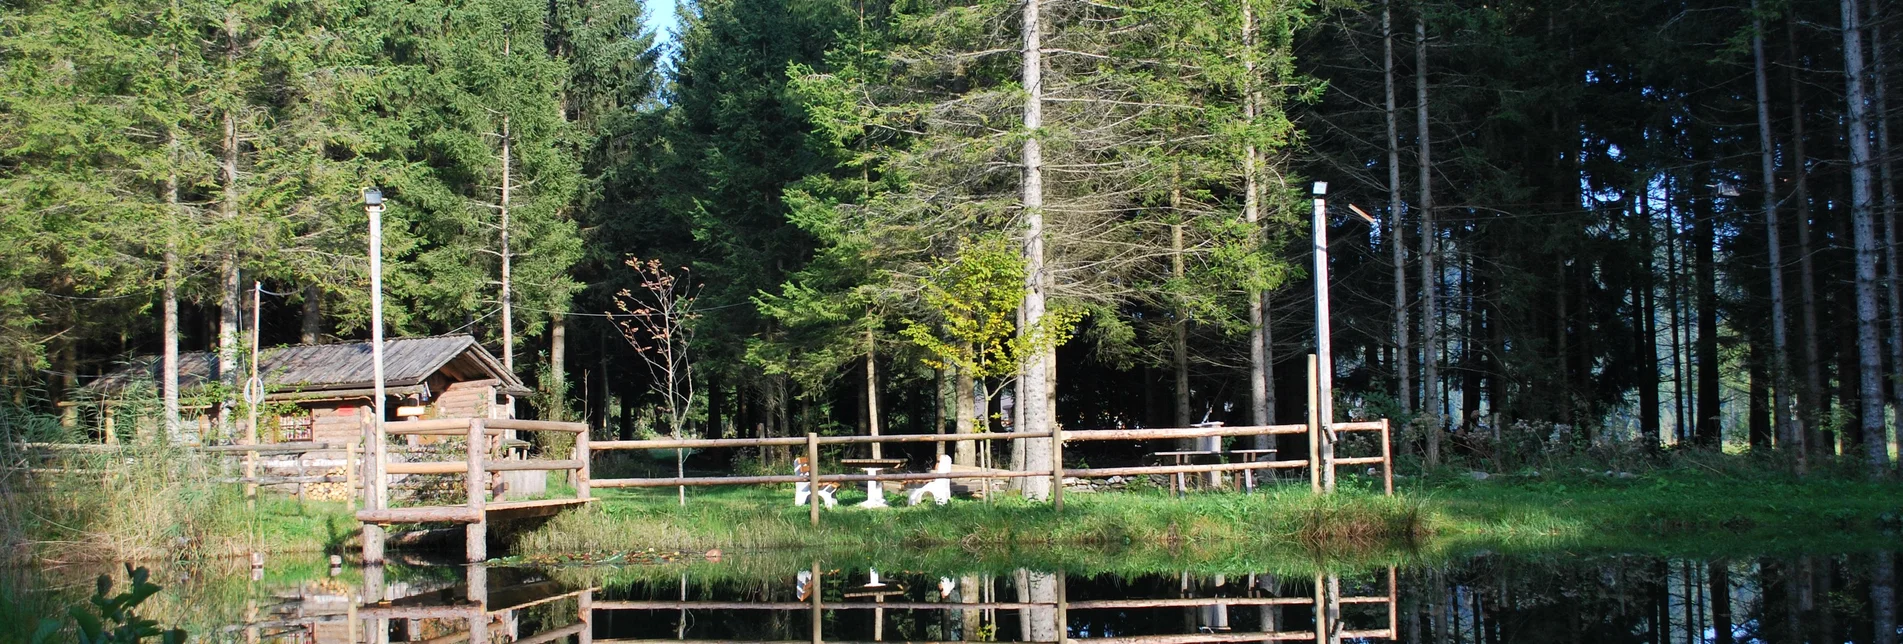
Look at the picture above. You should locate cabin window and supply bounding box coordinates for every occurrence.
[276,409,314,442]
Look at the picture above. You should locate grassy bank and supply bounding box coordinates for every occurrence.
[513,461,1903,562]
[1418,463,1903,554]
[514,484,1427,558]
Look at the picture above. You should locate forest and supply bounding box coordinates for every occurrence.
[1,0,1899,480]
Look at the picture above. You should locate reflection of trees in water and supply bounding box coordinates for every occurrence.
[1398,551,1901,644]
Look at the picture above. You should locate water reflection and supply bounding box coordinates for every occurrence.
[9,550,1900,643]
[1392,552,1902,644]
[209,563,1394,644]
[590,565,1394,643]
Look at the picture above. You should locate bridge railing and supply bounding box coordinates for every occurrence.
[357,417,593,563]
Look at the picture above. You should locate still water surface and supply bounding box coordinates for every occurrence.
[4,550,1898,643]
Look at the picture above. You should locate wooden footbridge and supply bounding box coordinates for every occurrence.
[354,414,1394,564]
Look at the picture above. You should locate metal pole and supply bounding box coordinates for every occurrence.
[1311,182,1335,493]
[364,189,387,564]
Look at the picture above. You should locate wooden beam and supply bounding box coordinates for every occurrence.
[386,461,466,475]
[481,459,583,472]
[485,418,588,433]
[356,506,482,524]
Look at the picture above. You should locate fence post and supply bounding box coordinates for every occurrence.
[360,409,384,565]
[466,418,486,563]
[1051,427,1064,513]
[1380,418,1394,496]
[809,561,823,644]
[806,432,820,528]
[1307,355,1321,494]
[576,425,591,501]
[345,442,357,512]
[1312,572,1327,644]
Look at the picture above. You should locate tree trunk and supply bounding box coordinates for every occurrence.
[1874,2,1900,476]
[1636,198,1661,443]
[550,312,566,421]
[219,104,240,441]
[1695,184,1722,447]
[1385,0,1410,418]
[500,110,516,417]
[934,367,948,457]
[1750,352,1772,450]
[1416,7,1440,466]
[1841,0,1889,475]
[866,327,882,458]
[1173,220,1191,434]
[1018,0,1051,500]
[1243,0,1272,432]
[163,133,182,441]
[300,286,322,345]
[1755,6,1801,456]
[1873,550,1897,644]
[1789,20,1825,467]
[1667,191,1687,444]
[956,363,977,465]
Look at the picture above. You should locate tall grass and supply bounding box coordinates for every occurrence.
[1,407,352,565]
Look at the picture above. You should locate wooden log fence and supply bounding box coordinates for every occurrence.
[587,420,1396,510]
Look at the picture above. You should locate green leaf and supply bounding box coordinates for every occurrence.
[69,606,104,643]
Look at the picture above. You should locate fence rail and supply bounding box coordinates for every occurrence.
[589,419,1394,517]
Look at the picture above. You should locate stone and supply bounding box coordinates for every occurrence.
[1467,471,1490,480]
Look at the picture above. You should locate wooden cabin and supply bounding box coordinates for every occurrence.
[84,334,531,445]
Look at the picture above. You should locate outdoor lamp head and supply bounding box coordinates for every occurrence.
[363,187,383,207]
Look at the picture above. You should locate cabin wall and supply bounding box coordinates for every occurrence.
[307,401,371,446]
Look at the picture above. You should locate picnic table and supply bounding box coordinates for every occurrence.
[839,458,906,507]
[1228,448,1279,492]
[1151,450,1220,496]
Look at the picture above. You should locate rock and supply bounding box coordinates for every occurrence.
[1468,471,1490,480]
[1062,477,1083,485]
[1613,471,1638,479]
[1107,476,1125,484]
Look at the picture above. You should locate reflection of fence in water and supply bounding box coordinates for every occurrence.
[229,566,1396,644]
[590,567,1397,643]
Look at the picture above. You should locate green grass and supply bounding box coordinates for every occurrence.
[511,461,1903,566]
[515,482,1425,557]
[1415,464,1903,555]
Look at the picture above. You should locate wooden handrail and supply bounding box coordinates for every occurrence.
[485,418,588,433]
[592,430,1054,451]
[482,459,583,472]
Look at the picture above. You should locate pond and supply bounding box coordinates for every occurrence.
[3,548,1897,643]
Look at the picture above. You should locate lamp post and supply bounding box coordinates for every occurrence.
[363,187,387,564]
[1311,182,1335,492]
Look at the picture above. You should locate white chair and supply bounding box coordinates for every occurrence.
[793,457,838,508]
[907,454,954,506]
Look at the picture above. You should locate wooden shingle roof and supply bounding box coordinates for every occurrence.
[85,335,528,398]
